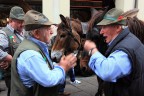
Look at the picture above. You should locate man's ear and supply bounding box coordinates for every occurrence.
[116,25,123,33]
[33,29,40,39]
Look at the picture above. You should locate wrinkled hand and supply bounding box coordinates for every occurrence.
[84,40,97,51]
[0,60,9,69]
[0,54,12,70]
[84,40,98,55]
[59,53,77,72]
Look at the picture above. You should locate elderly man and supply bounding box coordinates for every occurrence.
[0,6,25,96]
[84,8,144,96]
[10,10,77,96]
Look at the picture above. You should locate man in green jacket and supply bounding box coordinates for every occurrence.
[0,6,25,96]
[10,10,77,96]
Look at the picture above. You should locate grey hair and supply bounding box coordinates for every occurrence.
[122,25,128,29]
[24,27,47,39]
[23,30,33,39]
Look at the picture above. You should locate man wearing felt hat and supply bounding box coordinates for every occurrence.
[84,8,144,96]
[0,6,25,96]
[10,10,77,96]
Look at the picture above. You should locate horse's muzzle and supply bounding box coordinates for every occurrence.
[51,51,63,62]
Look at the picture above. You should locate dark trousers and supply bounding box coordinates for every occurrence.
[68,68,75,82]
[58,81,66,93]
[4,76,10,96]
[3,68,11,96]
[58,68,76,93]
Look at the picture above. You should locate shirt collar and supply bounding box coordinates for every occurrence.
[108,40,113,46]
[6,24,14,33]
[6,24,21,33]
[28,37,49,50]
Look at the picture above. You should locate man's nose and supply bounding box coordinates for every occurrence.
[50,30,54,34]
[100,28,104,34]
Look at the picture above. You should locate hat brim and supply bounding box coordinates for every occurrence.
[97,19,115,25]
[16,17,24,20]
[24,21,54,31]
[121,8,139,18]
[43,20,54,26]
[97,19,126,25]
[10,16,24,21]
[23,20,54,26]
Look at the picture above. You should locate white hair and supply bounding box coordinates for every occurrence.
[24,27,46,39]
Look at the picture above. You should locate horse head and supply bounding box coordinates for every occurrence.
[51,8,108,76]
[85,8,108,55]
[51,14,81,62]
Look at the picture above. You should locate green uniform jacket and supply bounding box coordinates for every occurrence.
[10,39,58,96]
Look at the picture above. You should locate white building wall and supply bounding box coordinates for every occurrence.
[42,0,144,21]
[115,0,144,20]
[137,0,144,20]
[42,0,70,24]
[42,0,70,36]
[115,0,135,11]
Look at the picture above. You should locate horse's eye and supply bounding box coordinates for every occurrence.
[60,34,66,38]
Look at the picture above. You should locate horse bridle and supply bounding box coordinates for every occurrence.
[62,20,81,56]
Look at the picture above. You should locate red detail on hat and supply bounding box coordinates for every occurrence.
[117,16,124,21]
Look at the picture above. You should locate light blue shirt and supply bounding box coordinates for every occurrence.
[17,37,66,88]
[89,50,131,82]
[0,49,8,60]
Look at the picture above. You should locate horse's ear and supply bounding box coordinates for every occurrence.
[59,14,69,28]
[60,14,66,22]
[93,7,108,26]
[90,8,98,17]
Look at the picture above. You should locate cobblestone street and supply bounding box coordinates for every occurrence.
[0,75,99,96]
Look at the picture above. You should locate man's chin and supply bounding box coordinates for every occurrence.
[105,39,109,43]
[46,40,51,44]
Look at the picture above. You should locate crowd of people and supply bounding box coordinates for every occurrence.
[0,6,79,96]
[0,5,144,96]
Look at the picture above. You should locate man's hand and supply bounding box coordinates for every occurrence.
[84,40,98,56]
[0,60,9,69]
[0,54,12,69]
[59,53,77,72]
